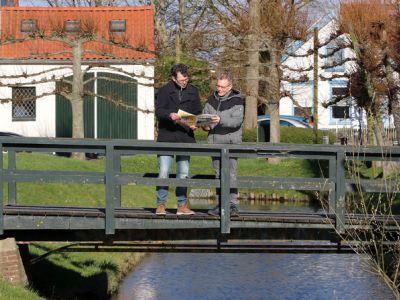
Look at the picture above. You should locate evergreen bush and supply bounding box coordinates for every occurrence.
[195,127,336,144]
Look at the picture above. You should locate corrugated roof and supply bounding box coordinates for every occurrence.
[0,6,155,61]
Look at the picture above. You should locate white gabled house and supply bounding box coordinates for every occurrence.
[280,14,370,131]
[0,5,155,140]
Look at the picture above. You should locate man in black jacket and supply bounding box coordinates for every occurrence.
[155,64,202,215]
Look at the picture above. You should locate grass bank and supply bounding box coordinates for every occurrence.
[0,277,43,300]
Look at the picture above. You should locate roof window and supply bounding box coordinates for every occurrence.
[109,20,126,34]
[64,20,80,33]
[21,19,37,34]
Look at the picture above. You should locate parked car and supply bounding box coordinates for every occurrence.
[257,115,311,128]
[0,131,23,137]
[257,115,312,142]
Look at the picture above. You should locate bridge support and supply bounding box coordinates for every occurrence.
[0,238,28,285]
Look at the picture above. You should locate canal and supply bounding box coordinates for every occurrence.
[116,200,395,299]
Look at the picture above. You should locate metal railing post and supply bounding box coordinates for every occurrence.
[8,150,16,205]
[328,157,336,214]
[220,148,230,234]
[113,150,121,208]
[105,144,116,235]
[0,144,3,235]
[335,150,346,233]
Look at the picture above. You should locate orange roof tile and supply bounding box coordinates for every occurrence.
[0,6,155,61]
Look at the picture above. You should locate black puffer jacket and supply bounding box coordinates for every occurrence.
[155,80,202,143]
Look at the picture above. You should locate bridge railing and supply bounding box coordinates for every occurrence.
[1,137,400,236]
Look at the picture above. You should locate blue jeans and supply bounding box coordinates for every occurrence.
[156,155,190,206]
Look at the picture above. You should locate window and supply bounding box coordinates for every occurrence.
[64,20,80,33]
[332,106,350,119]
[280,120,295,127]
[21,19,37,34]
[331,87,350,119]
[109,20,126,34]
[12,87,36,121]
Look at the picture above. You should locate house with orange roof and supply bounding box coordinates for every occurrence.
[0,3,155,140]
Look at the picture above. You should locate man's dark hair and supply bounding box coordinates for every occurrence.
[171,63,189,78]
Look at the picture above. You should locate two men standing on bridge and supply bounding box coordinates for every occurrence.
[202,72,244,217]
[155,63,202,215]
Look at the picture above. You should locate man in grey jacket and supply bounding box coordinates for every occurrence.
[202,72,244,216]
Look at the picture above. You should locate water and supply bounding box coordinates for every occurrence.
[117,200,395,300]
[118,253,393,300]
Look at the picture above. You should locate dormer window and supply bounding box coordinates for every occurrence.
[21,19,37,34]
[64,20,80,33]
[109,20,126,34]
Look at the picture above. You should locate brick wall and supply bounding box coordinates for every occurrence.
[0,238,28,285]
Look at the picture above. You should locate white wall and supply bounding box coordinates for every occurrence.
[0,63,155,140]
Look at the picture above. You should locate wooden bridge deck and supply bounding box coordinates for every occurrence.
[3,204,399,244]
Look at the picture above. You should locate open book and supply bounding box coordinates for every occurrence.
[176,110,218,127]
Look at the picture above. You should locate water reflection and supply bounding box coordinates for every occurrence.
[118,253,393,300]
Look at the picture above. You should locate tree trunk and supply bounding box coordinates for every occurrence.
[387,68,400,145]
[267,58,281,164]
[392,90,400,145]
[71,41,85,160]
[175,0,185,63]
[243,0,260,129]
[383,67,400,177]
[151,0,168,52]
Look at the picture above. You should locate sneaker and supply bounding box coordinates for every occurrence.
[177,203,195,215]
[208,206,220,216]
[230,205,239,217]
[155,204,166,215]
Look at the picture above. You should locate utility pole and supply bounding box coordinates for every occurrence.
[313,27,319,143]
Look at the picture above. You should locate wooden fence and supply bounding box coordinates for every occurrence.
[329,127,397,145]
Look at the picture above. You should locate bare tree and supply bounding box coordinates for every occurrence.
[207,0,313,145]
[336,0,400,147]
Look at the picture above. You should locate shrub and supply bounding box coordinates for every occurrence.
[196,127,336,144]
[280,128,336,144]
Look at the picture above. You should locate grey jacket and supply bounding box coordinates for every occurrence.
[203,89,244,144]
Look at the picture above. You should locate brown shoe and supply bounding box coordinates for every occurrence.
[156,204,166,215]
[177,203,195,215]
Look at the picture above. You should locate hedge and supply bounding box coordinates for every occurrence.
[195,127,336,144]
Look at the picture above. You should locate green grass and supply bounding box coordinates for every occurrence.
[0,277,43,300]
[26,243,145,299]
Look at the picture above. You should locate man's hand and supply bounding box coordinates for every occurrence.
[210,115,220,124]
[169,112,181,121]
[202,125,210,131]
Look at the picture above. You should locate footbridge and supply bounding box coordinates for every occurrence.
[1,137,400,252]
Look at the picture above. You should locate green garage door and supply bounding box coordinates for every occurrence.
[56,72,137,139]
[97,72,137,139]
